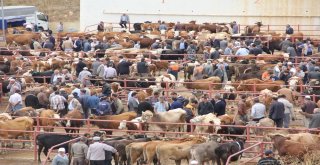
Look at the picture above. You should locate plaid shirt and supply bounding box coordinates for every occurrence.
[50,95,66,110]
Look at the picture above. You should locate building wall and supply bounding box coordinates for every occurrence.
[80,0,320,35]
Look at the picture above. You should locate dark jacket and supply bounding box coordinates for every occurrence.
[170,99,184,110]
[96,100,112,115]
[198,101,214,115]
[76,61,87,76]
[286,27,294,35]
[73,39,83,52]
[302,100,318,114]
[137,101,154,115]
[25,94,40,109]
[308,71,320,80]
[269,101,285,120]
[213,99,226,116]
[249,47,263,56]
[117,60,132,75]
[137,62,148,74]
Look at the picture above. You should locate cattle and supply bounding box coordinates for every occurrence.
[141,109,186,135]
[31,70,54,84]
[190,113,221,134]
[259,89,273,110]
[244,22,262,35]
[0,113,12,122]
[247,117,275,136]
[0,117,34,149]
[118,117,142,134]
[156,137,206,165]
[215,138,246,165]
[105,137,151,165]
[61,110,84,134]
[39,109,61,132]
[190,136,222,165]
[184,77,222,90]
[36,133,74,162]
[268,134,320,160]
[12,107,38,118]
[160,49,184,60]
[152,61,169,74]
[126,141,149,165]
[89,112,137,135]
[156,74,176,89]
[236,78,285,92]
[6,33,41,46]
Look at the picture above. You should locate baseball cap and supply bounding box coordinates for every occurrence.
[264,150,273,155]
[58,148,65,152]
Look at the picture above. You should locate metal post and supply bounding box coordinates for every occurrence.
[1,0,6,43]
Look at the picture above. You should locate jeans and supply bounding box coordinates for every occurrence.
[90,160,104,165]
[283,113,291,128]
[119,21,127,28]
[105,159,112,165]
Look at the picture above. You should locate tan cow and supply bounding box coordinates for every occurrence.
[39,110,60,132]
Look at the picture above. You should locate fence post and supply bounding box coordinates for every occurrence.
[43,76,46,84]
[253,82,256,95]
[313,94,316,102]
[165,82,169,98]
[238,24,240,34]
[259,142,265,158]
[208,82,212,98]
[246,125,250,141]
[86,119,91,133]
[34,116,40,161]
[267,25,270,32]
[297,24,300,32]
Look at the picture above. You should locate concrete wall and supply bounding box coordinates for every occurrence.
[80,0,320,35]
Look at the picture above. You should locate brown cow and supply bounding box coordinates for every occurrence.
[245,22,263,34]
[0,116,34,148]
[237,78,285,92]
[39,109,60,132]
[62,110,84,134]
[269,134,320,160]
[89,112,137,135]
[184,77,221,90]
[126,142,149,165]
[6,33,41,46]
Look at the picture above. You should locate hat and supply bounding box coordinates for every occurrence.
[305,95,311,99]
[156,40,160,42]
[170,61,176,65]
[287,62,292,65]
[58,148,66,152]
[83,67,88,70]
[93,136,100,141]
[264,150,273,155]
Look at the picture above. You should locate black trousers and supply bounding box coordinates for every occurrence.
[90,160,104,165]
[119,21,127,28]
[273,118,284,128]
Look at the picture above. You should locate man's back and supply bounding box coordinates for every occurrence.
[257,157,281,165]
[71,142,88,158]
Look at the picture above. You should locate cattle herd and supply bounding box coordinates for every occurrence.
[0,20,320,165]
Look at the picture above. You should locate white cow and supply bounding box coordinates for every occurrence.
[190,113,221,134]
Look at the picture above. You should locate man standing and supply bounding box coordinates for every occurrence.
[301,95,318,127]
[97,21,104,32]
[198,95,214,115]
[70,137,88,165]
[237,95,249,122]
[285,24,294,35]
[87,92,100,116]
[78,67,92,86]
[104,64,117,79]
[299,108,320,129]
[128,92,139,112]
[79,89,90,118]
[57,22,63,32]
[87,136,118,165]
[91,58,102,76]
[277,94,295,128]
[117,56,132,76]
[50,91,67,117]
[232,21,239,34]
[213,94,226,116]
[119,14,130,29]
[76,58,87,76]
[137,58,149,77]
[251,98,266,122]
[8,89,23,112]
[111,94,125,115]
[269,96,285,128]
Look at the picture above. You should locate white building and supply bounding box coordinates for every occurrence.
[80,0,320,35]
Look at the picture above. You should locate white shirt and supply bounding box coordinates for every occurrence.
[235,48,249,56]
[9,93,22,104]
[86,142,117,160]
[104,67,117,79]
[251,103,266,119]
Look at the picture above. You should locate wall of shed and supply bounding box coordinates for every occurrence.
[80,0,320,35]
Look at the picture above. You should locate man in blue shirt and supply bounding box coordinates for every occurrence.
[87,92,100,116]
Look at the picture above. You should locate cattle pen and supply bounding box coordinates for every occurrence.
[0,115,319,164]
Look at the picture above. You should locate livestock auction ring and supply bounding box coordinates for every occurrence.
[2,2,320,165]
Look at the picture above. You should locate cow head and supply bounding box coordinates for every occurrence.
[288,77,300,91]
[190,115,205,123]
[141,111,154,122]
[207,134,222,143]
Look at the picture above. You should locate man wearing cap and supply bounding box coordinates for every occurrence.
[70,137,88,165]
[278,94,295,128]
[151,40,161,50]
[52,147,69,165]
[8,89,23,112]
[257,150,281,165]
[301,95,318,127]
[269,95,285,128]
[78,67,92,86]
[87,136,117,165]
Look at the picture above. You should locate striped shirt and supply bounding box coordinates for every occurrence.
[50,95,66,110]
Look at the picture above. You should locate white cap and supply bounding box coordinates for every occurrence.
[170,61,176,64]
[287,62,292,65]
[58,148,65,152]
[190,160,199,165]
[305,95,311,99]
[156,40,160,42]
[83,67,88,70]
[93,136,100,141]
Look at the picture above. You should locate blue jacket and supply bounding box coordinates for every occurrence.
[170,100,183,109]
[87,95,100,109]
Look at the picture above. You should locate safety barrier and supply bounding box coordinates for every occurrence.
[225,141,264,165]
